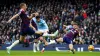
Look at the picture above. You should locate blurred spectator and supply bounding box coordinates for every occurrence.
[82,3,88,9]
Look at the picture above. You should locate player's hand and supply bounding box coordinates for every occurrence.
[7,19,12,23]
[31,14,34,17]
[32,12,39,16]
[31,27,36,32]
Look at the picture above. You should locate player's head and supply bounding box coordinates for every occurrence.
[73,24,79,29]
[71,21,79,29]
[20,3,27,11]
[36,16,40,22]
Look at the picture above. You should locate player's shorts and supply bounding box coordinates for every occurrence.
[63,36,73,44]
[34,34,43,39]
[38,29,49,33]
[20,27,35,36]
[34,29,48,39]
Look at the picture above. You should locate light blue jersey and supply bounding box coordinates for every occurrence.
[32,17,49,30]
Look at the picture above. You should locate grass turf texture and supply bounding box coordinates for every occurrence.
[0,50,99,56]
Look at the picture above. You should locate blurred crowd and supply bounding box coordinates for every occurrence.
[0,0,100,45]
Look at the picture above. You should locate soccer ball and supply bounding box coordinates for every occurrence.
[88,45,94,51]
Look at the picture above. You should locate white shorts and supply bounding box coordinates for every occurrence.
[38,29,49,36]
[38,29,49,33]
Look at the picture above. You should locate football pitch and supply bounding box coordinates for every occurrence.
[0,50,100,56]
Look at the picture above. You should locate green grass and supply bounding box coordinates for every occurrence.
[0,50,100,56]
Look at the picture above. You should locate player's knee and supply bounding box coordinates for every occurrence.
[69,44,73,49]
[56,38,63,42]
[56,39,59,42]
[34,39,39,43]
[45,42,48,46]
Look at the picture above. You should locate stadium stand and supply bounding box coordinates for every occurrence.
[0,0,100,45]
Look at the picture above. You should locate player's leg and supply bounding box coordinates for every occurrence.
[41,43,46,53]
[41,31,59,53]
[42,30,58,37]
[44,30,59,45]
[41,37,60,53]
[35,30,48,53]
[27,28,38,52]
[37,29,58,37]
[48,40,56,45]
[40,36,48,53]
[6,35,25,54]
[40,31,50,53]
[33,43,36,52]
[56,37,75,54]
[33,33,42,52]
[41,39,57,53]
[36,40,40,51]
[33,39,37,52]
[33,39,40,52]
[63,37,75,54]
[47,37,62,45]
[56,37,63,42]
[68,43,75,54]
[41,30,58,52]
[37,29,58,53]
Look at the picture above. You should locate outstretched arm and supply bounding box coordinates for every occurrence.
[7,14,19,23]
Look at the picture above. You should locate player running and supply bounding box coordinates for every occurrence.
[55,22,81,54]
[30,15,58,52]
[6,3,41,54]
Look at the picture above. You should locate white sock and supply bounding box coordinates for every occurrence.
[33,43,36,52]
[9,40,19,49]
[43,33,55,37]
[48,40,56,45]
[42,47,45,50]
[36,42,40,51]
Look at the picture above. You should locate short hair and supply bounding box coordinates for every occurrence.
[20,3,26,8]
[71,21,78,25]
[36,16,40,19]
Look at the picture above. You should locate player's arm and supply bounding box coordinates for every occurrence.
[7,14,19,23]
[28,12,39,20]
[30,20,42,34]
[7,9,24,23]
[30,23,36,31]
[28,14,34,20]
[29,20,36,32]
